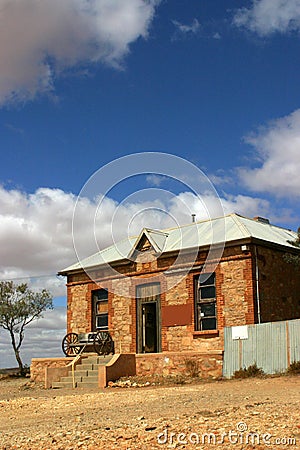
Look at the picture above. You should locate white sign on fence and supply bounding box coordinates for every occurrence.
[232,325,248,340]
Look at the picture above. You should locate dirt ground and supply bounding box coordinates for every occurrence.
[0,375,299,450]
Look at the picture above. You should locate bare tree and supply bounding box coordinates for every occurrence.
[284,227,300,266]
[0,281,53,375]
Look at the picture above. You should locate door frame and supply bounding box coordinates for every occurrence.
[136,284,161,354]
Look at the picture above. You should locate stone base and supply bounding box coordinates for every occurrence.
[31,351,224,387]
[136,351,223,379]
[31,357,73,383]
[31,354,136,388]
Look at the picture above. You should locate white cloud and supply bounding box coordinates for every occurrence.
[0,187,77,277]
[238,109,300,197]
[213,32,221,40]
[167,191,273,224]
[0,0,159,106]
[172,18,200,35]
[0,186,103,296]
[146,174,167,186]
[233,0,300,36]
[221,193,271,218]
[0,307,66,368]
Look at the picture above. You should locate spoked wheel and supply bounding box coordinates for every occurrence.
[93,331,114,356]
[62,332,81,356]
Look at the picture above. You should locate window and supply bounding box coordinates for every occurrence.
[92,289,108,330]
[195,273,217,331]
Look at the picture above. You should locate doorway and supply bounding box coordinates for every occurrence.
[136,283,160,353]
[141,302,157,353]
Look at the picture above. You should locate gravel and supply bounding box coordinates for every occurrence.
[0,375,299,449]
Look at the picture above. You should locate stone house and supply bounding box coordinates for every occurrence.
[58,213,300,378]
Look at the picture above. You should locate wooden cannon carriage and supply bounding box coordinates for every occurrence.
[62,331,114,356]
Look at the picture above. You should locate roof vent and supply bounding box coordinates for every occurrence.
[253,216,270,225]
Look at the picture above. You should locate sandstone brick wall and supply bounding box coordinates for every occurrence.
[136,351,223,379]
[65,245,255,355]
[111,278,132,353]
[257,246,300,322]
[165,275,189,305]
[31,358,73,382]
[67,284,90,333]
[219,257,255,327]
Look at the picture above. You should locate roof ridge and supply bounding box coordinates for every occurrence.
[230,213,251,238]
[144,227,169,236]
[159,213,231,233]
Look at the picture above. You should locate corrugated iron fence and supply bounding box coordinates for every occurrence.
[223,318,300,378]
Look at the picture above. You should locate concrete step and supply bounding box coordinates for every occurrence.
[81,356,101,365]
[60,375,82,383]
[53,377,99,389]
[80,356,113,366]
[52,381,75,389]
[51,354,114,389]
[76,358,112,371]
[76,381,98,388]
[69,369,89,377]
[59,370,99,385]
[83,374,98,382]
[76,363,94,371]
[86,370,98,377]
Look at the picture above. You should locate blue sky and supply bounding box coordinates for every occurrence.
[1,0,300,367]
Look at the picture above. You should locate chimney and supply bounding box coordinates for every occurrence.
[253,216,270,224]
[192,214,196,223]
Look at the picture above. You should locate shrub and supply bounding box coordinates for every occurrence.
[233,363,264,379]
[287,361,300,374]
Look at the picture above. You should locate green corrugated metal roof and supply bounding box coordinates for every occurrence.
[59,213,298,274]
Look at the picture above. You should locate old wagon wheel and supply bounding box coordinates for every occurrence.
[93,331,114,356]
[62,332,81,356]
